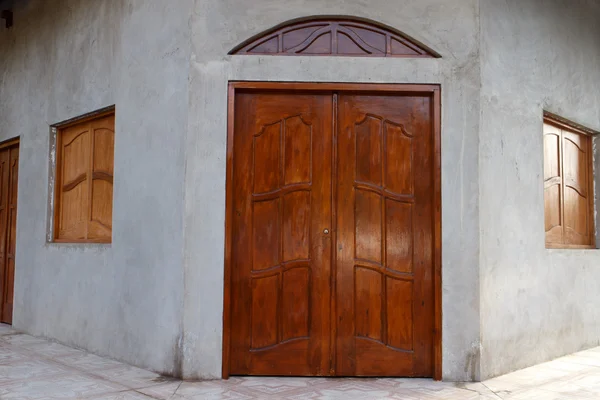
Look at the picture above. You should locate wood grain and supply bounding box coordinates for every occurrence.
[544,115,595,249]
[0,139,19,325]
[230,16,440,58]
[224,82,442,379]
[55,113,115,243]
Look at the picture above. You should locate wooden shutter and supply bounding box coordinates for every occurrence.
[56,112,114,242]
[544,123,563,245]
[57,123,91,240]
[562,130,593,246]
[88,115,114,240]
[544,119,595,248]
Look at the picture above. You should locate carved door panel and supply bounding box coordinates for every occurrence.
[562,130,592,246]
[0,143,18,325]
[544,123,563,244]
[229,89,435,377]
[335,95,434,376]
[230,92,333,375]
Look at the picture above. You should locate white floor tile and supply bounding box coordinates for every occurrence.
[3,323,600,399]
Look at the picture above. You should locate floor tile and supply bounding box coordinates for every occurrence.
[0,358,71,384]
[536,378,598,397]
[58,351,129,372]
[24,340,86,359]
[504,388,595,399]
[87,390,158,399]
[91,363,164,389]
[4,323,600,399]
[0,373,127,399]
[0,345,31,364]
[561,355,600,367]
[0,333,50,347]
[0,324,18,336]
[136,380,182,399]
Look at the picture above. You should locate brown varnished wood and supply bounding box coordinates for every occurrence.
[336,94,434,377]
[230,82,439,93]
[222,83,236,379]
[329,93,338,376]
[543,111,600,137]
[544,123,563,245]
[55,112,114,243]
[229,92,333,376]
[432,87,442,381]
[224,82,441,378]
[544,116,595,249]
[0,139,19,324]
[230,16,440,58]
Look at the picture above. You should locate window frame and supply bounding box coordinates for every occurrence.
[52,107,115,244]
[543,113,596,249]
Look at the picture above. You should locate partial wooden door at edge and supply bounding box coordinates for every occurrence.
[229,91,434,377]
[0,143,19,325]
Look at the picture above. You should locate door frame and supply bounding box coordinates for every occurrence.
[0,136,19,325]
[223,82,442,380]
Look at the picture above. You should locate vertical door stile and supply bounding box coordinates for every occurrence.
[330,92,338,375]
[0,148,8,323]
[0,141,18,325]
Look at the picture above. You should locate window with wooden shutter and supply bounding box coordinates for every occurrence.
[55,111,114,243]
[543,116,595,249]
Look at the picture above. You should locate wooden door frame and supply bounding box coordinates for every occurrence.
[0,136,19,325]
[223,82,442,380]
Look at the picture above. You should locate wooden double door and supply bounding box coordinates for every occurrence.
[228,85,438,377]
[0,141,19,325]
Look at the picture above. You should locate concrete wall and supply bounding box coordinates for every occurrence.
[0,0,192,375]
[479,0,600,379]
[9,0,581,382]
[183,0,482,380]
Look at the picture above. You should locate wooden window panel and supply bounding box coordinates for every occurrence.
[55,112,114,243]
[544,117,595,249]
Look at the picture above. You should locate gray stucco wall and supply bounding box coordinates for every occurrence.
[0,0,192,375]
[183,0,481,380]
[12,0,593,382]
[479,0,600,379]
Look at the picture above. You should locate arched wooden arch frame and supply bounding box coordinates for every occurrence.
[229,16,441,58]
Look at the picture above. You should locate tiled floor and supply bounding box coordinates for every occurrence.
[2,324,600,399]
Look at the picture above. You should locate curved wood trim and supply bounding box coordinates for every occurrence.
[288,28,331,54]
[250,336,311,353]
[354,260,415,282]
[336,28,380,54]
[354,182,415,204]
[250,259,311,277]
[252,184,311,201]
[230,15,440,58]
[89,219,112,231]
[63,130,88,147]
[355,335,413,353]
[92,171,114,184]
[62,173,87,192]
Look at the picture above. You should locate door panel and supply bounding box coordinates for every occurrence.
[0,143,18,324]
[562,130,592,245]
[336,95,434,376]
[230,92,333,375]
[228,88,436,377]
[543,124,563,244]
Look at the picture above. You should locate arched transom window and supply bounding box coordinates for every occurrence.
[230,16,440,58]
